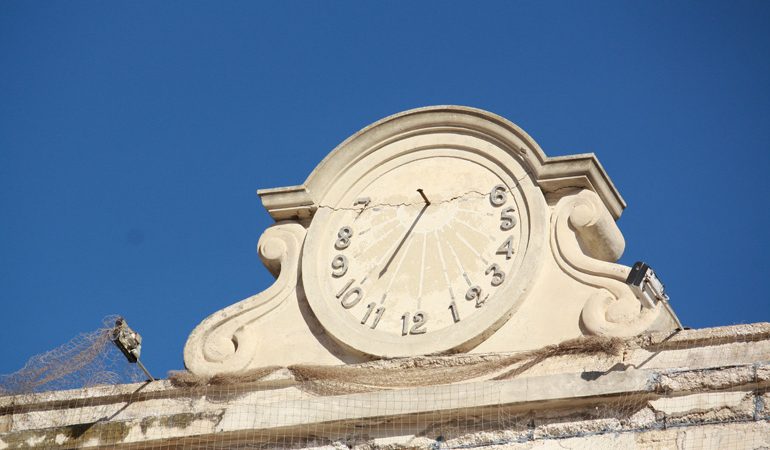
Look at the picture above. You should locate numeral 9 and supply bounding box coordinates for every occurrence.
[331,255,348,277]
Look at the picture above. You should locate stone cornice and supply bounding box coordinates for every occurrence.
[258,106,626,221]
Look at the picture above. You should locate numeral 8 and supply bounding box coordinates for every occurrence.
[335,226,353,250]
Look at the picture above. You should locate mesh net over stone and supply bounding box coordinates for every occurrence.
[1,319,768,449]
[0,315,145,396]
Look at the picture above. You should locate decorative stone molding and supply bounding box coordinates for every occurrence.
[550,190,663,336]
[183,223,306,377]
[258,106,626,221]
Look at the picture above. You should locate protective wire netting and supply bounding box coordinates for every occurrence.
[0,321,768,449]
[0,315,146,396]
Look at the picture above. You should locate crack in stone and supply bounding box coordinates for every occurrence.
[316,189,490,212]
[546,185,588,194]
[315,173,532,213]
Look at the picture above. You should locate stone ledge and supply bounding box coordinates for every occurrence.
[2,323,769,449]
[1,361,768,448]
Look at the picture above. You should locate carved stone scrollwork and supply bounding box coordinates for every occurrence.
[183,222,306,377]
[550,190,662,337]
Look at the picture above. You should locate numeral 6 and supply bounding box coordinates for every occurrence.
[489,184,508,206]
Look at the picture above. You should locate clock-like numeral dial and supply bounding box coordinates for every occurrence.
[322,157,522,341]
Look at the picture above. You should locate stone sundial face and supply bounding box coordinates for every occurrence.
[319,157,520,338]
[182,106,666,376]
[302,133,542,358]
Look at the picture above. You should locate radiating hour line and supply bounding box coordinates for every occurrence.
[454,218,496,242]
[358,226,405,286]
[434,231,454,300]
[454,228,490,266]
[445,238,472,287]
[456,207,483,216]
[384,235,415,296]
[352,223,401,260]
[357,216,399,237]
[417,234,427,303]
[376,228,408,268]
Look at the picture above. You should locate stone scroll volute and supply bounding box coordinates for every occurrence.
[550,189,666,337]
[183,223,307,377]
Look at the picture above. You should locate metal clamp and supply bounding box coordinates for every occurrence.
[626,262,684,330]
[110,317,154,381]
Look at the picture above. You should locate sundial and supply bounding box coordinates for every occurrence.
[184,106,680,376]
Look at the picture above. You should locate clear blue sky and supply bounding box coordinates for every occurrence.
[1,1,769,378]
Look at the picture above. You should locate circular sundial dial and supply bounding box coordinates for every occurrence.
[302,118,548,357]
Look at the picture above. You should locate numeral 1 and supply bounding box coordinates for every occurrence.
[449,301,460,323]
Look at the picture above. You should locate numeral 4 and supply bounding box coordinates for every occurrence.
[497,236,514,259]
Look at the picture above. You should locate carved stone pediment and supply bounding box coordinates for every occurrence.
[184,106,680,377]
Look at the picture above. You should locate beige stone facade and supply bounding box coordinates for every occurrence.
[2,107,766,449]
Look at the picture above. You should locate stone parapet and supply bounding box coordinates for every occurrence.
[1,323,769,449]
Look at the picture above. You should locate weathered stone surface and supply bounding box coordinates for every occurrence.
[2,323,769,449]
[649,391,756,424]
[658,366,755,392]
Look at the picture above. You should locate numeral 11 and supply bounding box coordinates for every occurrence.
[361,302,385,329]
